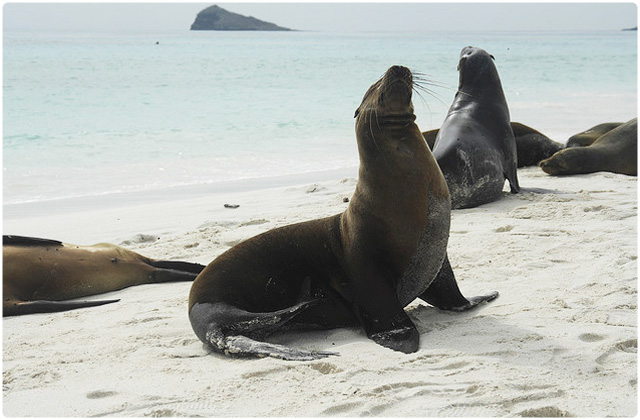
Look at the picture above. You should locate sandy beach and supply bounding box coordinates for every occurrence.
[2,165,636,417]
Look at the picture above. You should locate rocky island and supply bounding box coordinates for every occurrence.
[190,5,292,31]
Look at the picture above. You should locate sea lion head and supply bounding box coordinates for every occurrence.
[354,65,416,128]
[457,46,500,92]
[351,65,447,198]
[539,150,575,175]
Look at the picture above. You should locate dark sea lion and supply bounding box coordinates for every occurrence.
[431,46,520,209]
[188,65,498,361]
[423,122,562,167]
[539,118,637,176]
[566,122,624,148]
[3,235,205,316]
[511,122,564,167]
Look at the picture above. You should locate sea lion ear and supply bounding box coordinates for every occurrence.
[354,107,360,118]
[490,54,495,60]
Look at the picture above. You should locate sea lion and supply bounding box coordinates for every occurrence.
[566,122,624,148]
[539,118,637,176]
[431,46,520,209]
[3,235,205,316]
[188,65,498,361]
[423,122,562,167]
[511,122,564,167]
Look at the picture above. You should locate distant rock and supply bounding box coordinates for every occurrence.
[190,5,292,31]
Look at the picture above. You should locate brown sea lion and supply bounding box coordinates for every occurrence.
[566,122,624,148]
[539,118,637,176]
[423,122,562,168]
[431,46,520,209]
[188,65,498,361]
[3,235,205,316]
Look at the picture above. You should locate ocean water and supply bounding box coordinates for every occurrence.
[3,30,637,205]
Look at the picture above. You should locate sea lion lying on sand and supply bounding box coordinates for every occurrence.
[3,235,205,316]
[566,122,624,148]
[539,118,637,176]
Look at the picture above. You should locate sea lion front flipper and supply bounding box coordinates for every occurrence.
[362,310,419,354]
[3,299,120,317]
[350,272,419,353]
[419,254,498,311]
[189,301,338,361]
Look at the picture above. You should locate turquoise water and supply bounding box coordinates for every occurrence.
[3,30,637,204]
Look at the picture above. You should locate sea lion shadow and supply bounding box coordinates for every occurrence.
[458,186,572,214]
[195,301,567,366]
[406,303,567,367]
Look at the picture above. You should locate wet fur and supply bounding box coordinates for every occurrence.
[432,46,521,209]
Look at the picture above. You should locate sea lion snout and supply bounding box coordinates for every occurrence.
[385,65,413,82]
[378,65,414,117]
[355,65,414,121]
[539,153,567,175]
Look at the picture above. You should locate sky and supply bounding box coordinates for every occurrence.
[2,2,638,33]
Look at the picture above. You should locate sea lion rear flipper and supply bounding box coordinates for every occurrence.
[506,165,521,193]
[189,301,338,361]
[2,235,62,247]
[3,299,120,317]
[419,254,498,311]
[148,260,206,274]
[148,261,206,283]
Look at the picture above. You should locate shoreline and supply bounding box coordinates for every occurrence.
[3,166,358,219]
[2,167,358,246]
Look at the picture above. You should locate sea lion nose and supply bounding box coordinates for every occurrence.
[388,65,411,78]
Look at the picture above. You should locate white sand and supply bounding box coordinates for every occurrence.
[2,167,637,417]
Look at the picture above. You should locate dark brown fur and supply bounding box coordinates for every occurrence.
[188,66,497,361]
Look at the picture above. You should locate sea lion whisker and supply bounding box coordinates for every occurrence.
[413,84,448,108]
[369,108,383,152]
[412,89,434,121]
[412,72,451,89]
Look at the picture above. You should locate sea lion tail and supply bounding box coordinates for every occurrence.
[3,299,120,317]
[189,301,338,361]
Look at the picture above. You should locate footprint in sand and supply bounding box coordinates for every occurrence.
[517,405,574,417]
[120,234,158,246]
[86,390,117,399]
[320,401,365,416]
[578,333,606,342]
[595,338,637,365]
[308,362,342,375]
